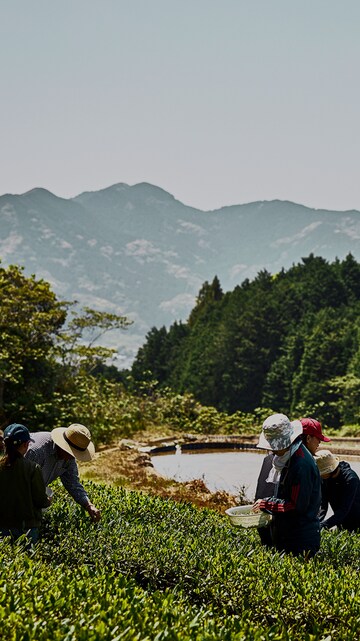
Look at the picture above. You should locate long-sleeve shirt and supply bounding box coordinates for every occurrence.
[319,461,360,531]
[25,432,90,507]
[0,457,48,528]
[257,443,321,554]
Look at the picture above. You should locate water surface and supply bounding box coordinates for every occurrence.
[151,450,360,502]
[151,450,266,500]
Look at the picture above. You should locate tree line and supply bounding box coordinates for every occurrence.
[131,254,360,428]
[2,255,360,435]
[2,260,243,442]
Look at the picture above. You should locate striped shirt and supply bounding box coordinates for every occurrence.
[25,432,90,507]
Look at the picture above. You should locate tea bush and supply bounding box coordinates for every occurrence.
[2,481,360,640]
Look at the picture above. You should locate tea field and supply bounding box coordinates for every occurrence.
[1,481,360,640]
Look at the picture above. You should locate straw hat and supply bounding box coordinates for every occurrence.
[51,424,95,462]
[315,449,339,477]
[257,413,303,451]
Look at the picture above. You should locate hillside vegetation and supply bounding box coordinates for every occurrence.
[1,256,360,441]
[2,258,360,640]
[132,254,360,429]
[2,481,360,640]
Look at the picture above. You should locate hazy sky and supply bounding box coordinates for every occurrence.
[1,1,359,211]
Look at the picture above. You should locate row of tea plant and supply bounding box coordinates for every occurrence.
[2,481,360,640]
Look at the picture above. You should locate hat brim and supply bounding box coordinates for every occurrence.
[320,435,331,442]
[316,454,339,476]
[257,419,303,450]
[51,427,95,462]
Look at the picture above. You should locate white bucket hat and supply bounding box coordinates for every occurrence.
[51,423,95,462]
[257,413,303,451]
[314,449,339,476]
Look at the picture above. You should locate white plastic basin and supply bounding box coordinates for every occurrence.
[225,505,272,529]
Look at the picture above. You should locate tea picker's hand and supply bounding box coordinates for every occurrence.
[251,500,262,513]
[85,503,101,522]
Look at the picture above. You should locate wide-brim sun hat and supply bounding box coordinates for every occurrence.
[257,413,303,451]
[315,449,339,476]
[51,423,95,462]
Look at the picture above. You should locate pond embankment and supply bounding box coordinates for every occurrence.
[80,433,360,511]
[142,432,360,458]
[80,434,241,511]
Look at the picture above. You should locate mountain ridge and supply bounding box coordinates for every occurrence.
[4,182,360,215]
[1,182,360,367]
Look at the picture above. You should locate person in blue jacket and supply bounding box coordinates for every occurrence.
[315,449,360,532]
[253,413,321,557]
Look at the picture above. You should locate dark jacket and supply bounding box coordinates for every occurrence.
[0,456,48,529]
[255,454,276,501]
[258,443,321,555]
[255,453,275,547]
[319,461,360,531]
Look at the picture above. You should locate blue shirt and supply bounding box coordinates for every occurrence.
[25,432,90,507]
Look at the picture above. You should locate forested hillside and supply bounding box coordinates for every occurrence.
[131,254,360,428]
[3,256,360,436]
[0,260,265,439]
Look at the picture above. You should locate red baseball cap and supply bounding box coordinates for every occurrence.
[300,417,331,442]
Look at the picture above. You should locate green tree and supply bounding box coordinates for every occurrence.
[131,326,169,385]
[56,306,132,375]
[288,254,348,311]
[0,262,133,428]
[262,332,305,414]
[325,312,360,426]
[291,308,354,426]
[174,277,225,406]
[338,253,360,301]
[0,263,67,423]
[327,373,360,426]
[217,270,284,412]
[130,255,360,422]
[187,276,223,327]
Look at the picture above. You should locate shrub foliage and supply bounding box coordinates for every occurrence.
[2,482,360,640]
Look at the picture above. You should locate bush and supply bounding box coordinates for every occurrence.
[2,481,357,640]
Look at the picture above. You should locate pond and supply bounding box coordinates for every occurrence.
[151,449,360,502]
[151,449,267,501]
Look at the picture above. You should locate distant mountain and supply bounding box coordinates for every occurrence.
[1,182,360,367]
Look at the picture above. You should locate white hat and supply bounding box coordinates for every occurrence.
[314,449,339,476]
[51,424,95,462]
[257,413,303,451]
